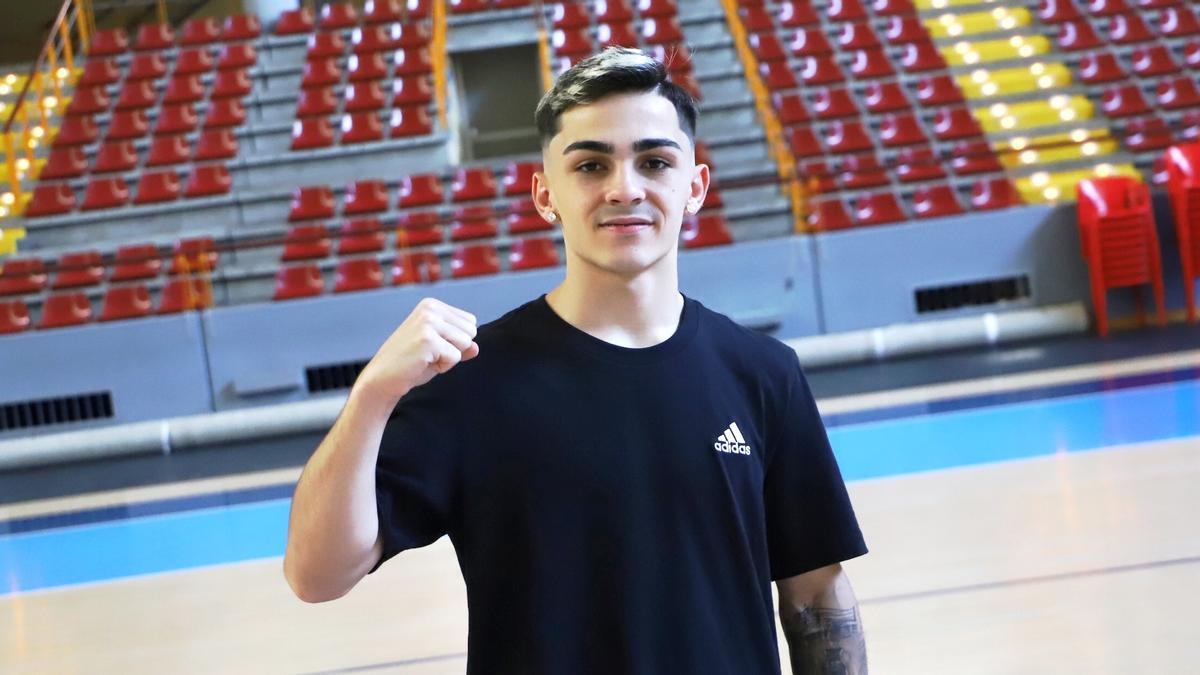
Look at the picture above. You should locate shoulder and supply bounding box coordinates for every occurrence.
[692,297,800,375]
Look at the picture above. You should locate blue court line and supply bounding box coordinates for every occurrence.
[2,377,1198,595]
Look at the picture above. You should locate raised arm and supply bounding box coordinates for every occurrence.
[777,563,867,675]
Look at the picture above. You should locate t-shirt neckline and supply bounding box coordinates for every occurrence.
[535,291,699,365]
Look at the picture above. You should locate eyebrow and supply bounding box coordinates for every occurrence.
[561,138,682,155]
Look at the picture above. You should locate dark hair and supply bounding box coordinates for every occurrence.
[534,46,698,148]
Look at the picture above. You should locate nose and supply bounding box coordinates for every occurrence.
[605,162,645,205]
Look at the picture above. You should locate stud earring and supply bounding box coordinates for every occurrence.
[546,211,558,222]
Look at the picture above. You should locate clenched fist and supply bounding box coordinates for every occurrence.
[357,297,479,403]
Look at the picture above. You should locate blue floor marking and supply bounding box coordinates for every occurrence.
[2,378,1198,595]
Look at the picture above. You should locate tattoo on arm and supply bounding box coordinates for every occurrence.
[780,604,867,675]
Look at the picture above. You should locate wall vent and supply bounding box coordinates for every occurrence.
[0,392,114,432]
[915,275,1031,314]
[305,360,369,393]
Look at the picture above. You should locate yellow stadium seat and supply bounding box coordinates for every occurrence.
[942,34,1050,66]
[917,0,1000,11]
[0,226,27,255]
[957,62,1072,98]
[1014,163,1141,204]
[925,7,1031,40]
[993,127,1115,167]
[975,95,1094,133]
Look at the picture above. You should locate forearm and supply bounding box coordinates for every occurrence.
[283,378,403,602]
[780,601,867,675]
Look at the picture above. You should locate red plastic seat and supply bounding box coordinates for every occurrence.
[970,177,1022,210]
[80,176,130,210]
[128,53,168,80]
[1186,39,1200,69]
[1079,51,1127,83]
[218,43,257,70]
[838,22,880,49]
[597,22,639,48]
[1109,13,1155,44]
[277,7,316,35]
[848,48,896,79]
[134,169,182,204]
[854,192,906,226]
[41,147,89,180]
[344,180,391,215]
[79,58,121,86]
[0,258,47,296]
[180,17,221,46]
[175,47,214,74]
[396,210,445,247]
[204,98,246,128]
[789,124,823,158]
[827,0,867,21]
[307,32,346,60]
[839,153,889,189]
[272,265,325,301]
[899,41,946,72]
[291,118,336,150]
[158,276,214,313]
[757,61,798,90]
[390,22,431,48]
[320,2,359,29]
[680,214,732,248]
[788,28,832,56]
[115,79,158,109]
[641,17,683,45]
[337,218,387,255]
[552,28,593,56]
[1124,115,1173,152]
[392,75,434,105]
[351,24,395,53]
[951,140,1003,175]
[778,1,819,28]
[65,86,108,116]
[222,14,262,41]
[911,184,964,218]
[1101,84,1152,117]
[134,23,175,51]
[799,55,845,85]
[895,145,947,183]
[212,68,253,98]
[341,112,385,144]
[184,164,232,197]
[289,186,336,221]
[399,173,444,207]
[596,0,635,22]
[931,107,983,140]
[333,258,385,293]
[1037,0,1082,23]
[55,116,99,146]
[107,109,150,140]
[163,74,205,104]
[94,140,139,173]
[88,28,129,56]
[773,92,811,125]
[813,87,861,119]
[1086,0,1131,17]
[1161,6,1200,37]
[51,251,105,290]
[99,284,153,322]
[282,224,333,261]
[509,237,561,269]
[871,0,914,15]
[297,87,338,117]
[883,16,928,44]
[452,167,497,202]
[24,184,76,217]
[390,106,433,137]
[507,199,552,234]
[823,120,873,154]
[169,237,219,275]
[749,33,787,62]
[111,244,163,282]
[394,47,434,76]
[798,158,837,193]
[392,251,442,285]
[39,292,93,329]
[914,75,964,107]
[450,0,491,12]
[636,0,678,18]
[348,52,389,81]
[0,300,31,334]
[879,112,927,147]
[302,58,342,88]
[364,0,404,23]
[1156,77,1200,110]
[193,129,238,161]
[1057,20,1103,51]
[863,80,911,113]
[451,244,501,278]
[449,205,499,241]
[156,103,198,134]
[806,199,853,231]
[502,161,540,197]
[552,3,590,29]
[146,134,191,167]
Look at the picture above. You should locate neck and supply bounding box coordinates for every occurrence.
[545,258,684,349]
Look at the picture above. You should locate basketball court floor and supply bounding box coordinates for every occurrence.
[2,323,1198,674]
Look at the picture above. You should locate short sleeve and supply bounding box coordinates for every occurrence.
[368,380,460,574]
[763,351,867,580]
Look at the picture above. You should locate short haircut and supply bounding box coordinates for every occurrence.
[534,46,698,148]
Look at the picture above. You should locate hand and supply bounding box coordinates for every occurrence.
[357,297,479,403]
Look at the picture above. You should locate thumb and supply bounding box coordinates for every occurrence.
[461,341,480,361]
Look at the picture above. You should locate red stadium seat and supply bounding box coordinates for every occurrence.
[180,17,220,46]
[391,23,432,48]
[839,22,880,49]
[895,145,947,183]
[55,116,98,146]
[276,7,316,35]
[509,237,560,270]
[854,192,905,226]
[502,161,540,197]
[914,74,964,106]
[320,2,359,29]
[1157,77,1200,110]
[552,3,590,29]
[392,251,442,285]
[156,103,198,134]
[107,110,150,140]
[344,180,391,215]
[392,76,434,105]
[749,33,787,61]
[596,0,635,23]
[951,140,1004,175]
[222,14,262,41]
[396,210,445,247]
[94,140,139,173]
[297,88,338,117]
[1124,115,1173,152]
[88,28,129,56]
[759,61,799,90]
[827,0,867,21]
[452,167,497,202]
[823,120,873,154]
[450,0,491,13]
[641,17,683,45]
[879,112,927,147]
[1057,20,1103,51]
[798,158,837,193]
[81,176,130,210]
[0,258,46,296]
[66,86,109,116]
[352,24,395,53]
[552,28,593,56]
[158,277,214,313]
[871,0,914,15]
[337,218,387,255]
[134,23,175,51]
[839,153,889,189]
[51,251,105,289]
[128,53,168,80]
[334,258,385,293]
[970,177,1022,210]
[884,16,928,44]
[1101,84,1152,117]
[79,58,120,86]
[1079,51,1127,83]
[39,292,93,329]
[812,87,860,118]
[364,0,404,23]
[169,237,219,275]
[799,55,845,85]
[394,47,434,76]
[218,43,257,70]
[848,48,896,80]
[682,214,733,249]
[449,205,499,241]
[302,58,342,88]
[111,244,163,282]
[184,163,232,197]
[864,81,911,113]
[204,98,246,128]
[1160,6,1200,37]
[147,134,191,167]
[778,1,819,28]
[636,0,678,18]
[115,79,157,109]
[24,184,76,217]
[1185,40,1200,69]
[773,92,811,125]
[290,186,336,221]
[1109,13,1155,44]
[100,285,153,322]
[307,32,346,59]
[283,224,333,261]
[193,129,238,161]
[931,107,983,141]
[348,52,389,81]
[507,199,551,234]
[0,300,31,334]
[788,29,832,56]
[212,69,253,98]
[390,106,433,137]
[341,112,385,144]
[1037,0,1082,23]
[451,244,501,278]
[292,118,336,150]
[912,184,964,218]
[175,47,214,74]
[133,169,182,204]
[1086,0,1130,17]
[789,125,823,158]
[163,75,205,104]
[41,147,88,180]
[399,173,444,207]
[899,41,946,72]
[806,199,853,231]
[597,22,639,48]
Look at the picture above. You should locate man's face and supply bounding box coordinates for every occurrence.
[533,91,709,279]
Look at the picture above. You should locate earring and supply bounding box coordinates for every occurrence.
[686,201,699,214]
[546,211,558,222]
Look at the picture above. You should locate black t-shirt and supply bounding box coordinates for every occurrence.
[370,293,867,675]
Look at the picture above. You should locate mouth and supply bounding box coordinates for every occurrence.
[599,217,654,233]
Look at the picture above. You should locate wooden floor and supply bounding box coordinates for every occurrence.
[3,435,1196,674]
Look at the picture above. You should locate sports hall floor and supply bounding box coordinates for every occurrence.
[2,320,1198,674]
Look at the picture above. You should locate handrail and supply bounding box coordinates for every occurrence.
[534,1,553,94]
[432,0,448,131]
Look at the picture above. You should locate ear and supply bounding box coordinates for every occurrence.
[531,170,558,222]
[686,162,710,214]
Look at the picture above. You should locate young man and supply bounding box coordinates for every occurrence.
[284,47,868,674]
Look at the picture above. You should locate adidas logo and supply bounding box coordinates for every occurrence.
[714,421,752,455]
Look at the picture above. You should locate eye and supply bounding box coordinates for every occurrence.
[575,161,603,173]
[643,157,671,171]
